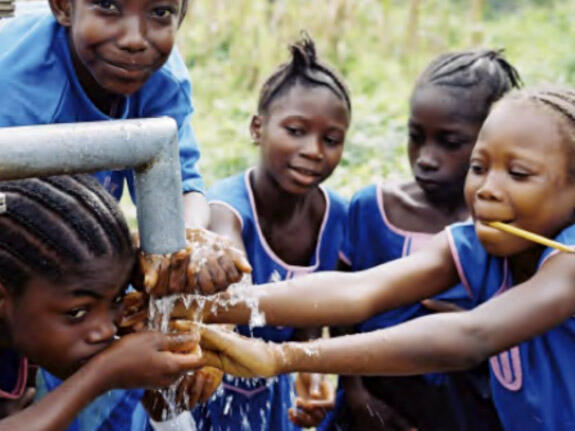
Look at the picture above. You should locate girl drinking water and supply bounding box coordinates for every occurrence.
[0,175,200,431]
[328,49,520,431]
[186,86,575,431]
[192,35,350,431]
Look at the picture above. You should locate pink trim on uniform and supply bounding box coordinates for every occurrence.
[445,228,474,299]
[244,168,330,273]
[222,382,268,398]
[0,356,28,400]
[209,200,245,230]
[339,250,351,266]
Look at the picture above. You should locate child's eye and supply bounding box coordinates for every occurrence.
[152,6,175,18]
[324,135,342,147]
[470,162,485,175]
[94,0,119,11]
[509,170,531,180]
[286,126,305,137]
[66,308,88,321]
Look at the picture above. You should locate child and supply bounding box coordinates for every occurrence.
[327,50,520,431]
[192,36,351,431]
[184,86,575,431]
[0,174,201,431]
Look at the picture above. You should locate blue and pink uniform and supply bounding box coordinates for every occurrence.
[0,349,28,405]
[193,168,347,431]
[448,221,575,430]
[321,183,499,431]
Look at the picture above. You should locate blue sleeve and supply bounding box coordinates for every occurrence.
[539,224,575,267]
[139,48,204,194]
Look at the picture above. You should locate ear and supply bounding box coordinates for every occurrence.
[250,115,263,146]
[49,0,73,27]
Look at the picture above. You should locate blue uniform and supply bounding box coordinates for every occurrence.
[321,184,499,431]
[0,349,27,402]
[193,169,347,431]
[448,221,575,430]
[0,13,204,200]
[0,12,204,430]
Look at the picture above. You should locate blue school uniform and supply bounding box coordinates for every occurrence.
[193,168,347,431]
[0,13,204,430]
[0,349,27,402]
[321,183,498,431]
[448,221,575,431]
[0,13,204,200]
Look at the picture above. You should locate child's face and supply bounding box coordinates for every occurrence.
[466,99,575,256]
[2,257,130,379]
[252,85,350,194]
[408,85,483,202]
[57,0,181,96]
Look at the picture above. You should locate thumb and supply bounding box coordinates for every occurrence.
[231,249,252,274]
[309,373,322,399]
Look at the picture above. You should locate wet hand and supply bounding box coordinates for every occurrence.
[133,228,252,296]
[288,373,334,428]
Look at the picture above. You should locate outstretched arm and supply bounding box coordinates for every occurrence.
[197,251,575,378]
[180,232,458,328]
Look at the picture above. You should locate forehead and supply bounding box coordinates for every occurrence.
[267,84,350,127]
[410,85,484,126]
[477,99,565,155]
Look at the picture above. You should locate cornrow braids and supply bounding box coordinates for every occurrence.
[415,49,522,119]
[509,86,575,181]
[0,175,134,294]
[257,34,351,115]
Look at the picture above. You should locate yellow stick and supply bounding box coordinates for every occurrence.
[485,221,575,254]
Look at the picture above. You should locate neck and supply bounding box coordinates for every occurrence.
[67,36,124,116]
[251,167,315,223]
[509,246,544,285]
[421,185,469,220]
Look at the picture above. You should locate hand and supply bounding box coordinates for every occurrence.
[92,331,204,391]
[420,299,465,313]
[142,366,223,421]
[197,324,280,378]
[349,390,416,431]
[288,373,334,428]
[134,228,252,296]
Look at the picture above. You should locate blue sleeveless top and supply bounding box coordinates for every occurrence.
[448,221,575,430]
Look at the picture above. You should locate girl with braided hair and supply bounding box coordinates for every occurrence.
[0,175,202,431]
[185,85,575,431]
[324,49,521,431]
[192,34,350,431]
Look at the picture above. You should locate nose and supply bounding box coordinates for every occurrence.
[117,15,148,53]
[300,135,323,161]
[416,144,440,172]
[476,172,504,202]
[87,316,118,345]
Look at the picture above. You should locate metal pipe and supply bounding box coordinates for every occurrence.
[0,117,186,254]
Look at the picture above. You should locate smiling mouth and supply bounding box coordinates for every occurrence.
[289,166,321,177]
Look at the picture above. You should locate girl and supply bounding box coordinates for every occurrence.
[329,50,520,431]
[193,36,351,431]
[186,86,575,431]
[0,174,201,431]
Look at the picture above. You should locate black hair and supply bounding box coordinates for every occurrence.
[257,34,351,115]
[414,49,522,120]
[0,175,134,294]
[507,86,575,181]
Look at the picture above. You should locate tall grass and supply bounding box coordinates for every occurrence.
[176,0,575,197]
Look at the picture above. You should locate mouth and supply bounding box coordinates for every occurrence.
[288,165,321,185]
[415,176,444,190]
[102,58,152,79]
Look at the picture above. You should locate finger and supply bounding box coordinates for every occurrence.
[207,255,227,290]
[188,371,205,407]
[197,265,216,295]
[158,331,200,353]
[199,373,215,403]
[186,262,199,293]
[167,250,190,295]
[297,397,335,410]
[309,373,322,399]
[420,299,464,313]
[18,388,36,409]
[230,248,252,274]
[217,255,241,287]
[288,407,316,428]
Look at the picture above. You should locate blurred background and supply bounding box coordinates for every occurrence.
[176,0,575,198]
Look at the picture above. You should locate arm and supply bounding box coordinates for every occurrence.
[188,232,457,327]
[0,331,201,431]
[197,252,575,378]
[183,191,210,229]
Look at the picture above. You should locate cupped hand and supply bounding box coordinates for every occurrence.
[288,373,335,428]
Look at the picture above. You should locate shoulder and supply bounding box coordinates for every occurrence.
[323,187,348,216]
[207,171,252,216]
[539,224,575,269]
[0,14,67,125]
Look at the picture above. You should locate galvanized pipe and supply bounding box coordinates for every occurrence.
[0,118,186,254]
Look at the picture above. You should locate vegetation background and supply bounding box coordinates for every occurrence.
[170,0,575,199]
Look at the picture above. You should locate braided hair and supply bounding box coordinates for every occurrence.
[415,49,522,120]
[257,34,351,115]
[0,175,134,294]
[506,86,575,182]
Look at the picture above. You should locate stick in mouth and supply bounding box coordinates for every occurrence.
[484,221,575,254]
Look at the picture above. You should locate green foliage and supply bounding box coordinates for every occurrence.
[176,0,575,197]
